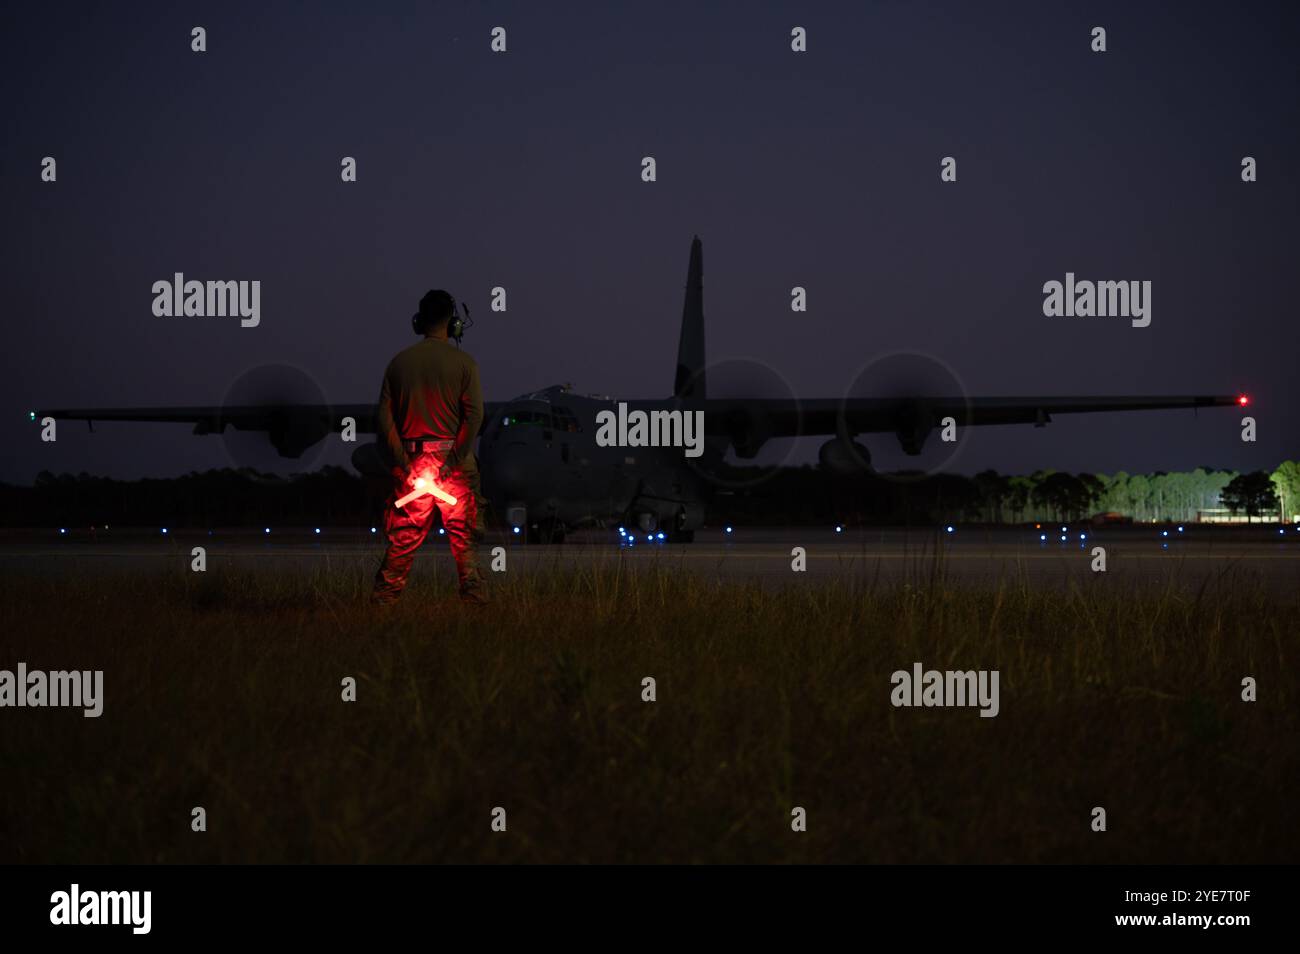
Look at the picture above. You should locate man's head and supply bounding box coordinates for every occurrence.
[413,289,456,337]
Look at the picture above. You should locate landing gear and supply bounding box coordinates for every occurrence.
[664,508,695,543]
[526,518,566,544]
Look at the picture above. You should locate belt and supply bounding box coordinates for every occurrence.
[403,438,455,454]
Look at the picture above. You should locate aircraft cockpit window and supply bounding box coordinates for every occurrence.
[499,409,553,429]
[553,407,581,432]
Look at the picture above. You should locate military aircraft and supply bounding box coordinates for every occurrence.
[35,237,1247,542]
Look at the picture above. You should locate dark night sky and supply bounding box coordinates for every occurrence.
[3,0,1296,484]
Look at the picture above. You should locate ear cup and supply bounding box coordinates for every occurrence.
[448,301,464,340]
[411,311,425,336]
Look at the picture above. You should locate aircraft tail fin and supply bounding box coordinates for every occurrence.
[674,235,706,398]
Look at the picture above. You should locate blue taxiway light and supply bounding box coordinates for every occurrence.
[161,528,168,534]
[835,525,843,533]
[1177,526,1185,533]
[1060,534,1066,541]
[512,527,520,534]
[265,527,271,534]
[1039,534,1046,541]
[59,528,66,535]
[725,526,733,534]
[438,528,445,535]
[1080,533,1087,540]
[1161,530,1168,537]
[657,532,665,540]
[314,528,321,534]
[946,525,954,533]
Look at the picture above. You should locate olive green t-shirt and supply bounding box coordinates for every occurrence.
[376,337,483,473]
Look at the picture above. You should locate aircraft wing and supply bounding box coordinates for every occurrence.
[663,393,1246,456]
[32,403,508,434]
[794,394,1247,436]
[33,405,356,434]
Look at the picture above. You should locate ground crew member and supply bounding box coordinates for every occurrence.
[372,289,488,605]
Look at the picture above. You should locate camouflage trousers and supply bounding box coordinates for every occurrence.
[372,450,487,604]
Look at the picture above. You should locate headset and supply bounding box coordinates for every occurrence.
[412,290,473,344]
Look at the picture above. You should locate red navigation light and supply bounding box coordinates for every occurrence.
[1237,395,1250,407]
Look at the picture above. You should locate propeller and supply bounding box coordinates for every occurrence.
[219,363,333,479]
[840,350,972,482]
[681,356,801,490]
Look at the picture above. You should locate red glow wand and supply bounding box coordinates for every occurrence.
[395,475,458,509]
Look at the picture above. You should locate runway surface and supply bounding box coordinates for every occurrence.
[3,524,1299,595]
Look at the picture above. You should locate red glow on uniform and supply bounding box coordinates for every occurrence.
[1237,394,1250,406]
[396,472,457,509]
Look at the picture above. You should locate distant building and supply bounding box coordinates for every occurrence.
[1196,507,1284,524]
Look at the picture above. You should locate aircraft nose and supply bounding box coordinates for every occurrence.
[486,442,543,500]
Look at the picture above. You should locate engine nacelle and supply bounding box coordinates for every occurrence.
[819,437,872,474]
[721,402,771,459]
[893,402,934,456]
[239,408,333,459]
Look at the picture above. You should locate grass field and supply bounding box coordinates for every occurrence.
[0,551,1295,864]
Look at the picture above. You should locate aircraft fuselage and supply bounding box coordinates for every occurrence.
[478,386,710,536]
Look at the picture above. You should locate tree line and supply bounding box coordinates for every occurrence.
[1,461,1296,528]
[722,462,1299,526]
[967,463,1299,523]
